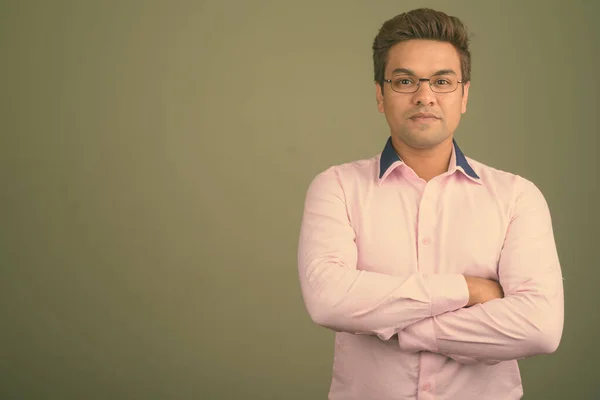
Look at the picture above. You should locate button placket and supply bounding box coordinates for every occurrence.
[417,181,438,270]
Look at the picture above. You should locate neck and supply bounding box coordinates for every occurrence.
[391,136,454,182]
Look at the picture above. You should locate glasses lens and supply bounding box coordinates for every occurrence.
[430,75,458,93]
[391,75,418,93]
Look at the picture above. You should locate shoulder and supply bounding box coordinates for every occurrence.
[306,155,379,193]
[467,156,550,211]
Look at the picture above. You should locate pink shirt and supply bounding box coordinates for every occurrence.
[297,137,564,400]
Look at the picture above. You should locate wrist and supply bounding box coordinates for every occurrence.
[464,275,479,307]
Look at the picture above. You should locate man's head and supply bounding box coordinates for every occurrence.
[372,8,472,150]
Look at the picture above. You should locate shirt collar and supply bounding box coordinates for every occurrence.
[378,136,481,183]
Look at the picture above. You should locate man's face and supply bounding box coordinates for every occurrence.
[376,39,470,150]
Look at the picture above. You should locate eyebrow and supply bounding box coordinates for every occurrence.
[391,68,458,76]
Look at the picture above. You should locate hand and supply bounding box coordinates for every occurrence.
[463,276,504,307]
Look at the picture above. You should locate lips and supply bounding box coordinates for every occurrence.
[409,112,440,119]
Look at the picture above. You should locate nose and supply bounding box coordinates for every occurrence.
[411,80,436,106]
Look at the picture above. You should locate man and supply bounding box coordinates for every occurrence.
[297,8,564,400]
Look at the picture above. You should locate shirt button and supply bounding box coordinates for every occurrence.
[422,383,431,391]
[422,237,431,245]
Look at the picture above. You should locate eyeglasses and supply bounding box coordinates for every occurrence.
[383,74,463,94]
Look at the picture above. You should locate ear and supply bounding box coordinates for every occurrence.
[376,82,385,113]
[461,81,470,114]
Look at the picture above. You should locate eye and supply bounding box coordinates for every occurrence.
[394,78,414,85]
[432,75,456,87]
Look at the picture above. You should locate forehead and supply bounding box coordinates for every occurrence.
[386,39,461,75]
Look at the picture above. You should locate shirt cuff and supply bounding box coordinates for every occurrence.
[397,318,438,353]
[428,273,469,316]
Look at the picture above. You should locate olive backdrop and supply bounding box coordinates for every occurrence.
[2,0,599,399]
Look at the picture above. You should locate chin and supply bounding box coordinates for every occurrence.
[397,132,449,149]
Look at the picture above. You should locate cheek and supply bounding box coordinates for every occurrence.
[439,109,460,132]
[443,100,465,123]
[383,98,408,122]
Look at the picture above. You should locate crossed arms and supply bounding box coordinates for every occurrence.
[297,168,564,364]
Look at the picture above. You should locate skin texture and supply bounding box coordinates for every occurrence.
[464,276,505,306]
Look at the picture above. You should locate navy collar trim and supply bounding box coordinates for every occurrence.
[378,136,480,180]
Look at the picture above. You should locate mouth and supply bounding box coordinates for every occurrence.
[409,113,441,123]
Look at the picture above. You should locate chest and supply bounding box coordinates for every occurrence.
[350,185,509,279]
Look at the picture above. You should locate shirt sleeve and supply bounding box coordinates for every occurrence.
[397,179,564,361]
[297,167,469,340]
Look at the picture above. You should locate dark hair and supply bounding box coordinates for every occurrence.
[372,8,472,88]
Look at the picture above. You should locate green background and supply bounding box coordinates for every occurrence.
[1,0,598,399]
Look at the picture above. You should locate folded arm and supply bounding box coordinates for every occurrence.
[297,167,470,340]
[397,180,564,363]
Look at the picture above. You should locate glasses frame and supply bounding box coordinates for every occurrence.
[383,75,464,94]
